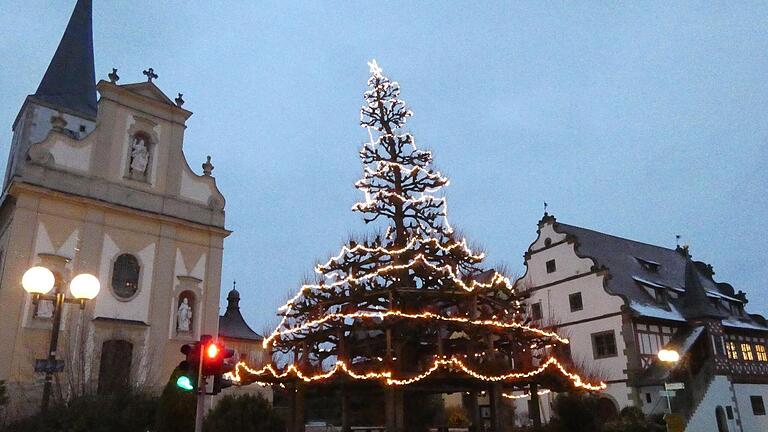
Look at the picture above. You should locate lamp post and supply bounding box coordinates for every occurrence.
[22,266,100,412]
[657,347,684,432]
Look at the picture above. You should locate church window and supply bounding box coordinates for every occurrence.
[546,259,556,274]
[591,330,618,359]
[741,343,754,361]
[98,339,132,394]
[751,396,766,416]
[756,344,767,362]
[111,254,140,299]
[531,302,542,321]
[544,237,552,247]
[569,292,583,312]
[726,341,739,360]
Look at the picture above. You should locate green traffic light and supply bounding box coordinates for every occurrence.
[176,375,194,391]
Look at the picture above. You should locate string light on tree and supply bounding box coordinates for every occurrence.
[247,60,604,401]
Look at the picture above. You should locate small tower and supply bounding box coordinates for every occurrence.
[4,0,97,189]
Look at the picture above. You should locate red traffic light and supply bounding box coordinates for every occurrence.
[206,343,220,359]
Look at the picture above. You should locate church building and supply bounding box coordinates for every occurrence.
[514,213,768,432]
[0,0,229,417]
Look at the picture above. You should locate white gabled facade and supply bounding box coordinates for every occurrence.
[512,214,768,432]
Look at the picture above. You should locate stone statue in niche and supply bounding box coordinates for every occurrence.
[177,297,192,333]
[129,135,150,176]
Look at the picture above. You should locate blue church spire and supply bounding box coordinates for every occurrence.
[33,0,97,120]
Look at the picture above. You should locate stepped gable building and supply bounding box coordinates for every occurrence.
[514,213,768,432]
[0,0,229,417]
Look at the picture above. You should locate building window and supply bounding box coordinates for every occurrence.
[713,337,725,356]
[592,330,618,359]
[756,344,768,362]
[741,343,754,361]
[569,292,583,312]
[544,238,552,247]
[111,254,140,299]
[726,406,734,420]
[531,302,542,321]
[645,393,652,403]
[546,259,556,274]
[726,341,739,360]
[751,396,766,416]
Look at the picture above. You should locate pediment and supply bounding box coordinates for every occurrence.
[119,81,175,106]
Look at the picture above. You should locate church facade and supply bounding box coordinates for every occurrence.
[0,0,229,417]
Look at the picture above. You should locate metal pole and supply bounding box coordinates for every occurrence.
[41,282,65,412]
[195,342,206,432]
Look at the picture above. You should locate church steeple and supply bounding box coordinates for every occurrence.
[33,0,97,119]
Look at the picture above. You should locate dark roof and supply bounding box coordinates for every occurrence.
[541,216,766,329]
[218,287,262,341]
[33,0,97,120]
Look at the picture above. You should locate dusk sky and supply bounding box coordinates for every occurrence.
[1,1,766,331]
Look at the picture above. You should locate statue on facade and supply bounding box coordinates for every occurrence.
[177,297,192,332]
[130,135,149,174]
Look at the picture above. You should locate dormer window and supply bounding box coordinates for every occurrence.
[636,257,660,273]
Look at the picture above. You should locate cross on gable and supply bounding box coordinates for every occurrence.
[142,68,158,82]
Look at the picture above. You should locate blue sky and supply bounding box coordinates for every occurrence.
[1,1,766,330]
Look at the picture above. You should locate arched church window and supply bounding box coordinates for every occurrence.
[112,254,140,299]
[127,132,151,180]
[176,291,195,334]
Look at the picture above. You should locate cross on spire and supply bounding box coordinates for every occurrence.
[142,68,158,82]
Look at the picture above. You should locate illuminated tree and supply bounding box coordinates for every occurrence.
[235,61,604,432]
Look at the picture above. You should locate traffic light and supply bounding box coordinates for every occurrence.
[176,342,200,392]
[174,336,237,394]
[211,347,236,395]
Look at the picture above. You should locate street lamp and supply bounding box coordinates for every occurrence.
[22,265,101,412]
[657,348,680,416]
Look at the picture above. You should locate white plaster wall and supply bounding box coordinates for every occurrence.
[30,105,96,144]
[530,223,567,250]
[93,233,156,323]
[525,236,594,287]
[179,168,212,205]
[638,385,666,416]
[48,139,92,172]
[529,273,622,326]
[21,222,79,327]
[686,376,739,432]
[734,383,768,432]
[174,248,207,281]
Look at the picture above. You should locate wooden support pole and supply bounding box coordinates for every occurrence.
[341,386,350,432]
[529,383,541,428]
[295,382,306,432]
[395,389,405,432]
[287,383,296,432]
[467,391,480,432]
[385,387,397,432]
[489,383,503,432]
